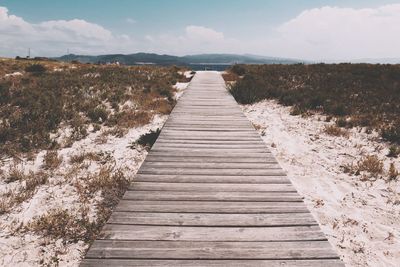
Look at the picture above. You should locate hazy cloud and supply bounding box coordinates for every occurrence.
[0,6,136,57]
[144,25,240,55]
[263,4,400,60]
[125,18,136,24]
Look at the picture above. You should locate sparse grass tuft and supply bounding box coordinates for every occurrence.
[69,152,101,165]
[43,150,62,170]
[0,170,48,213]
[388,163,399,181]
[2,165,25,183]
[74,167,128,205]
[88,106,109,123]
[324,125,349,137]
[26,208,100,243]
[25,64,47,74]
[387,145,400,158]
[357,155,384,177]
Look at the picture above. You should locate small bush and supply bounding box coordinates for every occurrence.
[2,165,25,183]
[324,125,349,137]
[387,145,400,158]
[135,129,161,148]
[357,155,384,177]
[43,150,62,169]
[335,118,347,128]
[382,124,400,144]
[231,64,246,76]
[70,152,100,165]
[0,171,48,213]
[70,114,88,141]
[27,209,100,243]
[87,107,109,123]
[25,64,47,74]
[0,199,9,215]
[25,171,48,192]
[388,163,399,181]
[290,106,306,116]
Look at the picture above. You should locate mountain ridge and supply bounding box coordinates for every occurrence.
[54,53,304,66]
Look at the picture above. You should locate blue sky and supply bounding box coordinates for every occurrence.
[1,0,400,60]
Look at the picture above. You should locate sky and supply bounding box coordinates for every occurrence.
[1,0,400,60]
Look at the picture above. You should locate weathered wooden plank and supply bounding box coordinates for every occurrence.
[144,155,278,163]
[140,162,281,169]
[115,200,309,213]
[154,140,265,144]
[151,148,269,154]
[85,240,338,259]
[108,212,316,226]
[81,259,344,267]
[160,131,260,136]
[146,152,275,159]
[100,225,326,241]
[138,168,286,176]
[128,182,295,192]
[151,144,266,150]
[134,174,289,183]
[123,191,302,202]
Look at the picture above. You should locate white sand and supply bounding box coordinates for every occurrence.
[242,100,400,267]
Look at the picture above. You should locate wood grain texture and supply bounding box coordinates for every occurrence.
[81,71,343,266]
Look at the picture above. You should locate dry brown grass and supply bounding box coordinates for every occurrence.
[0,58,183,156]
[26,208,100,243]
[2,164,25,183]
[324,125,349,137]
[222,71,239,82]
[69,152,101,165]
[74,166,128,204]
[343,155,385,180]
[42,150,62,170]
[388,163,399,181]
[357,155,384,176]
[227,64,400,144]
[0,170,48,214]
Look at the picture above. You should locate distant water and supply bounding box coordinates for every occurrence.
[189,64,231,71]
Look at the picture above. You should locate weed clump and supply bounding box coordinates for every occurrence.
[387,145,400,158]
[25,64,47,74]
[135,129,161,148]
[26,209,100,243]
[88,107,109,123]
[43,150,62,170]
[388,163,399,181]
[357,155,384,177]
[324,125,349,137]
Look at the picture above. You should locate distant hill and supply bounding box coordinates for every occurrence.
[54,53,304,67]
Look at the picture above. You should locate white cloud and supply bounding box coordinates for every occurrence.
[125,18,136,24]
[144,25,240,55]
[263,4,400,60]
[0,6,136,57]
[141,4,400,60]
[185,25,224,42]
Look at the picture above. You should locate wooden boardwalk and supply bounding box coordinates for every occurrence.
[81,72,344,266]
